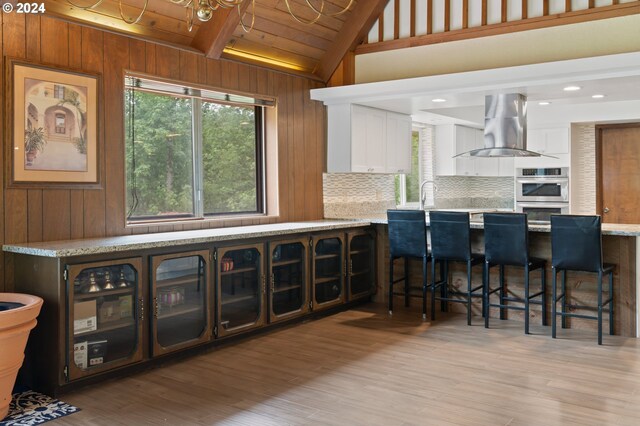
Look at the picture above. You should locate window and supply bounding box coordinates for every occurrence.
[54,85,65,99]
[124,76,271,222]
[395,130,421,206]
[55,113,66,134]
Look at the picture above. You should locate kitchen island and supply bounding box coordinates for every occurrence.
[366,214,640,338]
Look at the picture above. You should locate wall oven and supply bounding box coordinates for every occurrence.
[516,167,569,203]
[515,168,569,221]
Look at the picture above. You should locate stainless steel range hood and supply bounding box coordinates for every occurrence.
[456,93,546,158]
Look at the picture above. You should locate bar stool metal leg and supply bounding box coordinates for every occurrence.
[430,258,437,320]
[404,256,410,307]
[484,261,490,329]
[561,270,568,329]
[524,265,530,335]
[422,256,428,321]
[466,260,472,326]
[389,257,394,315]
[598,270,603,345]
[499,265,506,320]
[430,257,437,321]
[609,271,614,336]
[541,267,547,326]
[552,266,558,338]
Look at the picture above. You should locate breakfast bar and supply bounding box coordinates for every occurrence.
[367,214,640,338]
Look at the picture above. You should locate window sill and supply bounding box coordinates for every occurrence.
[125,213,278,230]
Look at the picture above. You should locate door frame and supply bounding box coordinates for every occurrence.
[595,122,640,217]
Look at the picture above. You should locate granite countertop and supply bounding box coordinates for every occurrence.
[363,214,640,236]
[2,220,370,258]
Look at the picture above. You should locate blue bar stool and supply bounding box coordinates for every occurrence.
[551,215,614,345]
[387,210,431,319]
[483,213,547,334]
[429,211,485,325]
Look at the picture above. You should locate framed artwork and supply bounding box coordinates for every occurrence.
[5,58,102,187]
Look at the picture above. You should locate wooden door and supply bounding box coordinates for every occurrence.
[598,124,640,224]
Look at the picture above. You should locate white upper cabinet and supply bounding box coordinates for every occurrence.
[385,112,412,174]
[351,106,386,172]
[327,104,411,174]
[435,124,507,177]
[527,126,570,155]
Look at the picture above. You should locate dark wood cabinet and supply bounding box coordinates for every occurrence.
[216,243,266,337]
[311,233,346,311]
[151,250,211,355]
[267,237,310,323]
[347,230,376,301]
[11,225,374,395]
[66,258,144,381]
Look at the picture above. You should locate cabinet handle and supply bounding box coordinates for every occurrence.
[138,298,144,321]
[270,273,275,292]
[349,259,353,276]
[262,275,266,294]
[153,297,159,318]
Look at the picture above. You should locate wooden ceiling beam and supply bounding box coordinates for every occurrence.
[191,2,251,59]
[314,0,389,82]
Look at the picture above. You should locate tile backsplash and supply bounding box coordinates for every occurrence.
[434,176,515,209]
[571,124,596,214]
[323,173,396,218]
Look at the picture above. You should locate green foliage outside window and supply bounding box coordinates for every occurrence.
[125,88,261,220]
[125,91,194,218]
[202,103,257,214]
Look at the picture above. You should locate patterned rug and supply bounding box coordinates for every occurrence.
[1,390,79,425]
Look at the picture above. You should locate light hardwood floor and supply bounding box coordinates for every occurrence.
[54,304,640,425]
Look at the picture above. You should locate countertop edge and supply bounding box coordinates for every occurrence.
[2,220,371,258]
[366,217,640,236]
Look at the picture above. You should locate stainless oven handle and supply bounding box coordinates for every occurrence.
[516,179,568,184]
[516,202,569,208]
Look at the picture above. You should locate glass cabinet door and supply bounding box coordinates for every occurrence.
[268,238,309,323]
[67,258,143,381]
[312,234,345,310]
[151,250,211,355]
[217,243,265,337]
[348,231,375,300]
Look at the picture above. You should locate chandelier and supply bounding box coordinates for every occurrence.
[66,0,355,32]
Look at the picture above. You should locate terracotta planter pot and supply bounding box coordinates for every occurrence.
[0,293,43,420]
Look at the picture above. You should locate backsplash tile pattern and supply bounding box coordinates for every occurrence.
[434,176,515,209]
[323,173,396,218]
[571,124,596,214]
[420,127,436,206]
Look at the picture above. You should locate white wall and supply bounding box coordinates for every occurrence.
[358,15,640,83]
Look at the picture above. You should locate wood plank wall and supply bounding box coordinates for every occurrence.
[0,14,327,292]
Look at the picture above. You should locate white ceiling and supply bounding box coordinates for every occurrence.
[311,52,640,127]
[360,74,640,126]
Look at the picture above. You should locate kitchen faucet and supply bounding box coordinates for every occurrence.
[419,180,437,210]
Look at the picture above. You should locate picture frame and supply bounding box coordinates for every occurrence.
[5,58,102,188]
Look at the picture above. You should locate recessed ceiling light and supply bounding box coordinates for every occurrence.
[592,94,605,99]
[563,85,581,91]
[432,98,446,103]
[538,101,551,105]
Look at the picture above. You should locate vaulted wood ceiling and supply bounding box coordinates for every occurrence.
[45,0,388,81]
